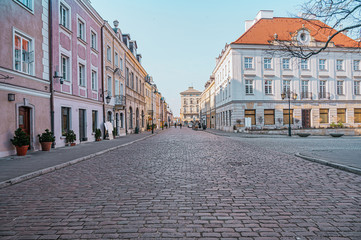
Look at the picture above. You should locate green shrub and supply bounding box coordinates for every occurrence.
[38,129,55,143]
[11,128,30,147]
[65,130,76,143]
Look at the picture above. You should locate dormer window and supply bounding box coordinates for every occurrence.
[297,29,310,45]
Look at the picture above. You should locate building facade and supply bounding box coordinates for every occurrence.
[200,76,216,128]
[0,0,51,157]
[213,10,361,132]
[103,20,126,138]
[180,87,201,125]
[52,0,103,147]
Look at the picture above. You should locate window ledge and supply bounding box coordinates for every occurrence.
[59,24,72,34]
[91,47,98,54]
[77,37,87,45]
[13,0,34,14]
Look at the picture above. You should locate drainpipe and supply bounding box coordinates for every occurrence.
[49,0,54,148]
[124,52,128,135]
[101,23,106,139]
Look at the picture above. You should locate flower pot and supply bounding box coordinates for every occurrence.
[40,142,52,151]
[16,145,29,156]
[96,139,101,141]
[70,143,76,146]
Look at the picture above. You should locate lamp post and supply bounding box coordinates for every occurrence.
[281,91,297,137]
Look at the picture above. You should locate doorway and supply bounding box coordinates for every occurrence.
[79,109,87,141]
[19,106,31,148]
[302,109,311,128]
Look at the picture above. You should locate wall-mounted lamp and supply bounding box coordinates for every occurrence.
[106,95,112,104]
[53,71,64,84]
[8,93,15,102]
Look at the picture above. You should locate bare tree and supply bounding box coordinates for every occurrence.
[271,0,361,59]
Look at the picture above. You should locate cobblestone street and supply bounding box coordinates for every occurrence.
[1,128,361,239]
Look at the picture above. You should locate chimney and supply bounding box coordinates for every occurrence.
[245,10,273,32]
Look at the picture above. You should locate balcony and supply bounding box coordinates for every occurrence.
[319,92,330,100]
[114,95,126,109]
[300,92,313,100]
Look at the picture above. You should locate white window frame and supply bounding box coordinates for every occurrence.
[120,57,123,71]
[354,60,360,71]
[320,80,326,98]
[91,31,97,50]
[282,58,290,70]
[265,80,272,95]
[59,2,71,29]
[336,59,344,71]
[319,59,326,70]
[13,29,34,75]
[91,70,97,91]
[283,80,291,94]
[77,16,86,41]
[106,45,111,62]
[245,79,254,95]
[115,79,120,96]
[61,54,70,82]
[78,63,86,87]
[244,57,253,69]
[337,80,344,95]
[354,81,360,95]
[15,0,34,12]
[114,51,119,67]
[107,75,112,97]
[264,58,272,70]
[301,59,308,70]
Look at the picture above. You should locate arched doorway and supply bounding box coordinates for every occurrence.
[120,113,124,128]
[136,108,139,129]
[115,113,119,136]
[129,107,133,129]
[107,111,112,122]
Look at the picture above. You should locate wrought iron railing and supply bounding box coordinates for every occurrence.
[114,95,126,106]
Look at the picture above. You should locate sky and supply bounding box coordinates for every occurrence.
[91,0,304,117]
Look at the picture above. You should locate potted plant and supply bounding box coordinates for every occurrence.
[135,126,139,134]
[95,128,101,141]
[65,130,76,146]
[10,128,30,156]
[147,123,151,131]
[233,125,237,133]
[38,129,55,151]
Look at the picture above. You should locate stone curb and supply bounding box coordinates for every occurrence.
[0,134,156,189]
[295,152,361,176]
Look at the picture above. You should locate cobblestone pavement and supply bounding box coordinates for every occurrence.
[1,128,361,239]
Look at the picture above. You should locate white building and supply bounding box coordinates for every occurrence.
[214,10,361,132]
[180,87,201,124]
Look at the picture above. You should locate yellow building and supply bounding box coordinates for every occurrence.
[180,87,201,125]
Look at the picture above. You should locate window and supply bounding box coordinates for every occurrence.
[320,109,329,123]
[264,58,272,69]
[61,55,69,81]
[14,33,33,75]
[265,80,272,95]
[301,80,309,99]
[91,31,97,49]
[283,80,291,94]
[244,57,253,69]
[60,4,69,28]
[337,108,346,123]
[115,80,119,96]
[120,57,123,71]
[130,72,134,89]
[336,60,344,71]
[91,70,97,91]
[107,76,112,96]
[283,58,290,70]
[92,110,98,133]
[16,0,33,10]
[283,109,293,124]
[337,80,344,95]
[319,80,326,98]
[136,77,138,92]
[245,109,256,125]
[301,59,308,70]
[229,110,232,126]
[245,79,254,94]
[125,67,129,86]
[61,107,71,136]
[354,108,361,123]
[319,59,326,70]
[78,64,85,87]
[115,52,118,67]
[354,81,361,95]
[78,20,85,40]
[107,46,111,62]
[354,60,360,71]
[264,109,275,125]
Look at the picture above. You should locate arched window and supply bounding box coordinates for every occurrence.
[129,107,133,129]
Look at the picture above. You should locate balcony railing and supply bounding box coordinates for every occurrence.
[114,95,126,109]
[319,92,330,99]
[301,92,312,99]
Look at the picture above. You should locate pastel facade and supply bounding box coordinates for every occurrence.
[103,21,126,137]
[0,0,51,157]
[212,10,361,132]
[180,87,201,124]
[51,0,103,147]
[200,76,216,128]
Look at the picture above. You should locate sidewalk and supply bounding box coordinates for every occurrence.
[0,130,159,187]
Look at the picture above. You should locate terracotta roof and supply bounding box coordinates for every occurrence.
[232,17,359,48]
[180,87,202,95]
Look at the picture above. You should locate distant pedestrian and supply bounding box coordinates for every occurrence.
[180,123,182,129]
[174,123,177,128]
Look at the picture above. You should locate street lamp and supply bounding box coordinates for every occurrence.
[105,95,112,104]
[281,91,297,137]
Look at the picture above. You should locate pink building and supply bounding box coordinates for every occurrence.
[51,0,103,147]
[0,0,51,157]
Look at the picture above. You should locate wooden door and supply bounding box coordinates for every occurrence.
[19,107,30,135]
[302,109,311,128]
[79,109,86,141]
